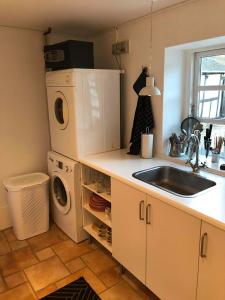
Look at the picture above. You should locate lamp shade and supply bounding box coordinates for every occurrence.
[139,76,161,96]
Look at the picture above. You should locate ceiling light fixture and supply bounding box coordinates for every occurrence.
[139,0,161,97]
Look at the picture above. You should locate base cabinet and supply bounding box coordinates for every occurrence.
[197,222,225,300]
[111,178,146,283]
[146,196,200,300]
[112,179,201,299]
[83,167,225,300]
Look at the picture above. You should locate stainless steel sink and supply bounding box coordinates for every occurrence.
[132,166,216,197]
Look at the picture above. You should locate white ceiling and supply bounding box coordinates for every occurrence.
[0,0,189,37]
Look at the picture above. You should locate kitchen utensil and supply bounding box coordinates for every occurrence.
[105,207,111,220]
[106,227,112,244]
[90,169,98,185]
[194,122,203,132]
[214,136,223,154]
[211,151,219,163]
[181,117,200,136]
[181,129,187,136]
[204,139,211,158]
[104,176,111,195]
[96,173,105,193]
[168,132,188,157]
[169,142,186,157]
[89,194,110,212]
[84,167,91,185]
[204,124,213,158]
[209,124,213,138]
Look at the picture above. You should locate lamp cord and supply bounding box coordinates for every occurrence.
[115,25,119,43]
[113,25,121,69]
[149,0,153,75]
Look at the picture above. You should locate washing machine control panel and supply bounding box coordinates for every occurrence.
[64,165,72,172]
[57,161,63,169]
[48,155,72,173]
[55,160,72,172]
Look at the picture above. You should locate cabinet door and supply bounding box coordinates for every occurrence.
[111,179,146,283]
[146,196,200,300]
[197,222,225,300]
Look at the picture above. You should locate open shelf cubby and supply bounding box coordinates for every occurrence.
[81,165,112,252]
[82,209,112,253]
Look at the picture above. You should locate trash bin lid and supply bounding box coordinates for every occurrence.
[3,173,49,192]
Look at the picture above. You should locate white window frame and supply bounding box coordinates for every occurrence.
[193,48,225,125]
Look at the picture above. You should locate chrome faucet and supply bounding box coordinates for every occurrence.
[186,130,207,173]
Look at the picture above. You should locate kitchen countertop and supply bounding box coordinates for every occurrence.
[79,149,225,231]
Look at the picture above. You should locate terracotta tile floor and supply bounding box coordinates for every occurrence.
[0,223,159,300]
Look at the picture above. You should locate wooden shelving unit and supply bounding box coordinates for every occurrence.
[82,183,111,202]
[84,224,112,253]
[83,203,111,228]
[81,165,112,252]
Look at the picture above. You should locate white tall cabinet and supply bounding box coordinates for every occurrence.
[197,222,225,300]
[112,179,201,300]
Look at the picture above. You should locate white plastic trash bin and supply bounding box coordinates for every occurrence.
[3,173,49,240]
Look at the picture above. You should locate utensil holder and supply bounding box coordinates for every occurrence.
[169,142,187,157]
[211,152,219,163]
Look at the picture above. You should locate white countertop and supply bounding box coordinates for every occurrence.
[79,149,225,231]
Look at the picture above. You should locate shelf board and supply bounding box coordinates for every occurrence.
[83,204,112,228]
[82,183,111,202]
[84,224,112,253]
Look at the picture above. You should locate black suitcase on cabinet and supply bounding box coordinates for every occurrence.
[44,40,94,70]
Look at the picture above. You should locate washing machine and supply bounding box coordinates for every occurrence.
[46,68,121,161]
[47,151,87,242]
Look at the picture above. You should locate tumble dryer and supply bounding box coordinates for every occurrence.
[46,69,121,160]
[47,151,87,242]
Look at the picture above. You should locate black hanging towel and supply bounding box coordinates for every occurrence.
[128,69,155,155]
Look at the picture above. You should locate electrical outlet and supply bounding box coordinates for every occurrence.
[112,40,129,55]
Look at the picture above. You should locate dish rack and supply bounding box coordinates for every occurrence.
[81,165,112,252]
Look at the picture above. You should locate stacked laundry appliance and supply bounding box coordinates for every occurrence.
[46,68,121,242]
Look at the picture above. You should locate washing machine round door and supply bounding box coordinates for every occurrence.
[51,173,71,214]
[53,91,69,130]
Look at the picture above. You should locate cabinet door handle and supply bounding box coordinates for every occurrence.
[146,204,151,225]
[139,200,145,221]
[200,232,208,258]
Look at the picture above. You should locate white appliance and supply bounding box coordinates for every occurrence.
[46,68,121,160]
[47,151,87,242]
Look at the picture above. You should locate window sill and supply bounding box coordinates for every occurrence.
[158,154,225,178]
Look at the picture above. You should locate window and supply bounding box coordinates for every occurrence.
[192,48,225,159]
[193,48,225,123]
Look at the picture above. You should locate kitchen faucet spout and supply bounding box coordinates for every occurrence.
[186,130,207,173]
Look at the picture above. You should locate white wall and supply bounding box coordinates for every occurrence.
[0,27,91,230]
[92,0,225,154]
[0,26,50,229]
[163,48,186,154]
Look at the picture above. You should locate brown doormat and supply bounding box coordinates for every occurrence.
[41,276,101,300]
